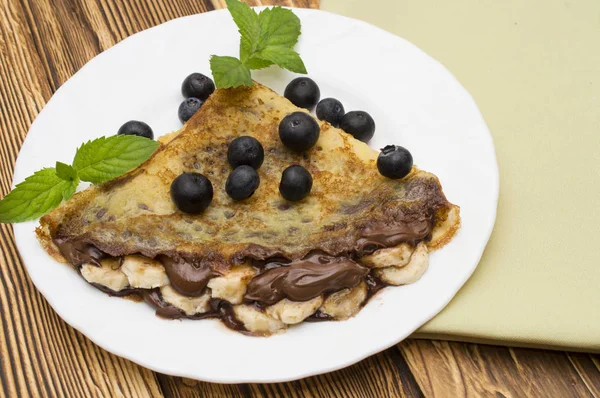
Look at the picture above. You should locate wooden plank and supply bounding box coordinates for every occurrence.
[0,0,216,396]
[568,353,600,396]
[399,340,600,397]
[156,349,423,398]
[211,0,319,8]
[0,0,598,397]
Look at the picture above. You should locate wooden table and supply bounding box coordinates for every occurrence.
[0,1,599,396]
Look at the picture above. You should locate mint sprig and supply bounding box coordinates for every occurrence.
[211,0,307,88]
[210,56,252,88]
[0,168,78,223]
[55,161,77,181]
[0,135,159,223]
[73,135,159,184]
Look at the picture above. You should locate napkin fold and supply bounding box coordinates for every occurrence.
[322,0,600,352]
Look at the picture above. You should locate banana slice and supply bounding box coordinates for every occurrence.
[160,285,210,316]
[207,263,256,304]
[121,255,169,289]
[266,296,323,325]
[233,304,287,335]
[361,243,413,268]
[375,242,429,285]
[80,259,129,292]
[320,281,367,320]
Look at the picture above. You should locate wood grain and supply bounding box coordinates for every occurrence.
[0,0,598,397]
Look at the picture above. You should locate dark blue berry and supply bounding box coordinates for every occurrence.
[170,172,213,213]
[227,136,264,169]
[316,98,345,127]
[181,73,215,101]
[226,166,260,201]
[117,120,153,139]
[279,165,313,202]
[340,111,376,142]
[279,112,320,152]
[284,77,320,110]
[178,97,203,123]
[377,145,413,179]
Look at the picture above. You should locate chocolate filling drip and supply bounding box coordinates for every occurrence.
[90,283,139,297]
[140,290,247,333]
[158,255,220,297]
[304,311,334,322]
[53,214,433,332]
[142,289,186,319]
[364,273,387,299]
[306,273,387,323]
[244,253,369,305]
[55,238,105,266]
[356,218,431,254]
[209,299,247,332]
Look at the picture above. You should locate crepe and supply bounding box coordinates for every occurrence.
[37,82,460,335]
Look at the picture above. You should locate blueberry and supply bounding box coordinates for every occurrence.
[226,166,260,201]
[117,120,153,140]
[227,136,264,169]
[171,172,213,213]
[279,165,313,202]
[178,97,203,123]
[181,73,215,101]
[284,77,320,110]
[316,98,345,127]
[279,112,320,152]
[340,111,376,143]
[377,145,413,179]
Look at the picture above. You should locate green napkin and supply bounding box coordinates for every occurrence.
[321,0,600,352]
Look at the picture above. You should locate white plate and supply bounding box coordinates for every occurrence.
[12,8,498,383]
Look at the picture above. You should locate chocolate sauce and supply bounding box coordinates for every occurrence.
[54,238,105,266]
[244,253,369,305]
[54,212,434,333]
[305,311,334,322]
[209,299,247,332]
[159,255,220,297]
[305,274,388,323]
[142,289,186,319]
[140,289,248,333]
[89,283,139,297]
[365,273,387,299]
[356,218,431,254]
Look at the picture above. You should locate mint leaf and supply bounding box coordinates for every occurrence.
[240,38,273,69]
[242,7,302,72]
[227,0,272,69]
[226,0,260,61]
[252,46,306,74]
[55,161,77,181]
[257,7,301,49]
[211,1,307,87]
[0,168,78,223]
[0,135,157,223]
[61,177,78,201]
[210,55,252,88]
[73,135,159,184]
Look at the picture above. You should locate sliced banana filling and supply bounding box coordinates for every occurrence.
[160,285,211,316]
[375,242,429,285]
[233,304,287,335]
[121,255,169,289]
[319,281,368,320]
[207,263,256,304]
[78,241,430,335]
[80,258,129,292]
[361,243,413,268]
[266,296,324,325]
